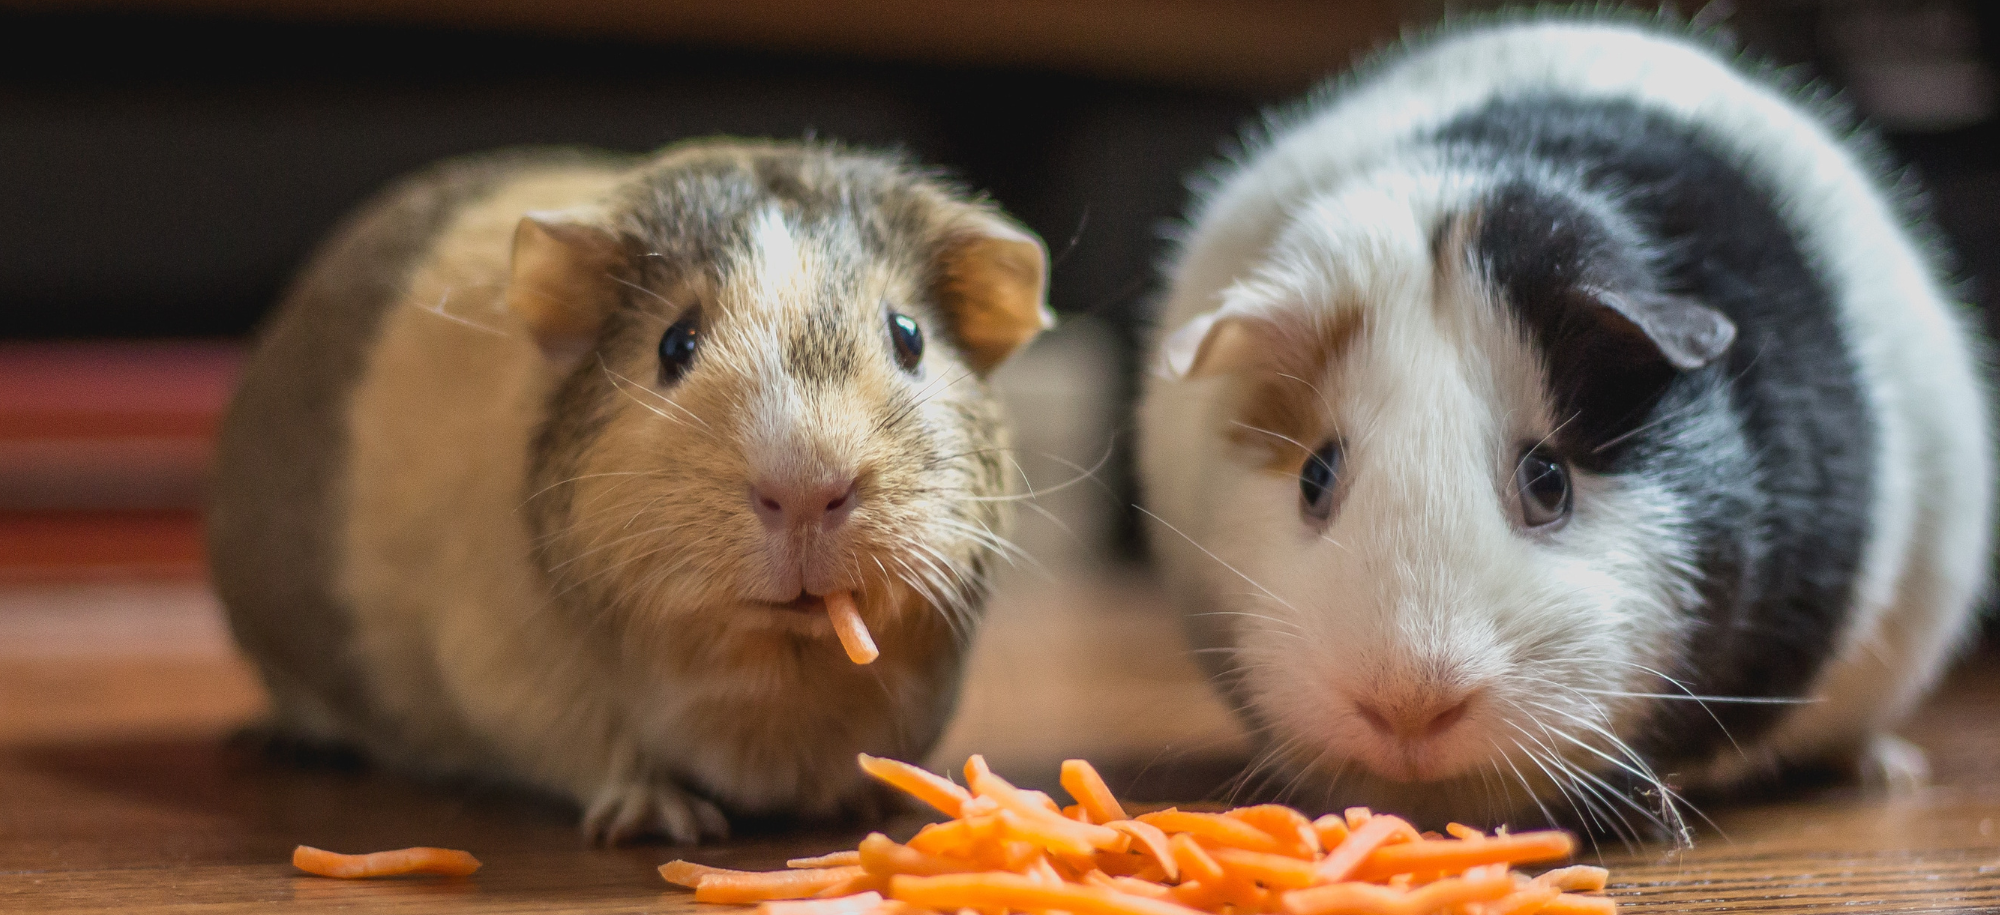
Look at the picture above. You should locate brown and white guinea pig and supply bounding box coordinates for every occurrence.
[1138,13,1993,841]
[208,140,1051,844]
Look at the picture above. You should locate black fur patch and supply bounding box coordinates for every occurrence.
[1438,98,1877,773]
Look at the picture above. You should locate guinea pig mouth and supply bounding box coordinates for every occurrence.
[763,592,827,614]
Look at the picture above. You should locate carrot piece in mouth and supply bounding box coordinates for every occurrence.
[825,590,879,664]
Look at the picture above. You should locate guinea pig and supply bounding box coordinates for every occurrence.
[208,140,1052,844]
[1137,13,1992,842]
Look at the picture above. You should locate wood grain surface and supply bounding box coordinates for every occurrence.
[4,577,1999,912]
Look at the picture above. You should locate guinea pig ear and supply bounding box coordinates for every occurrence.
[1157,303,1303,380]
[1583,286,1736,370]
[932,212,1054,375]
[507,208,627,363]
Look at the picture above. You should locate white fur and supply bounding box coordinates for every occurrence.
[1139,17,1990,820]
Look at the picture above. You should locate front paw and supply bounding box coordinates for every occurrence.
[583,777,729,846]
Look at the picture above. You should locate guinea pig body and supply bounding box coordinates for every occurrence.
[209,141,1051,843]
[1138,14,1991,839]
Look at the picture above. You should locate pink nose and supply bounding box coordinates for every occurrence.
[1353,691,1474,742]
[750,477,860,532]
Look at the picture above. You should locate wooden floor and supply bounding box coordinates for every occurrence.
[4,576,2000,913]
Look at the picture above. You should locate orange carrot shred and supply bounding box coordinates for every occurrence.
[1542,894,1619,915]
[1314,814,1421,883]
[1310,814,1350,850]
[1225,804,1322,858]
[1477,884,1562,915]
[665,754,1615,915]
[791,850,865,869]
[824,591,878,664]
[292,845,481,879]
[1166,834,1224,885]
[1061,759,1129,824]
[760,891,886,915]
[1349,830,1573,883]
[662,860,758,888]
[693,867,867,904]
[1109,820,1178,882]
[1533,865,1610,893]
[891,873,1209,915]
[860,833,985,877]
[1135,810,1288,855]
[858,754,971,818]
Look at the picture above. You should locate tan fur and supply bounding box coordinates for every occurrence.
[214,140,1042,843]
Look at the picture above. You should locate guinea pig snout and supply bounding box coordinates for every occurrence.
[1351,690,1475,743]
[1339,680,1487,782]
[749,475,861,533]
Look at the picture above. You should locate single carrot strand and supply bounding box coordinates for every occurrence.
[759,891,885,915]
[1084,871,1175,900]
[1349,830,1574,883]
[890,872,1210,915]
[811,874,890,899]
[662,860,761,887]
[1108,820,1178,882]
[858,754,971,818]
[1226,805,1321,857]
[907,816,996,855]
[1204,846,1317,890]
[825,591,879,664]
[1533,865,1609,892]
[1311,814,1350,849]
[693,866,865,903]
[1277,881,1409,915]
[998,809,1103,857]
[1166,834,1224,885]
[1541,894,1619,915]
[1479,884,1562,915]
[1312,814,1420,883]
[789,850,864,869]
[968,758,1122,852]
[859,832,986,877]
[1135,810,1288,855]
[1060,759,1129,824]
[291,845,481,878]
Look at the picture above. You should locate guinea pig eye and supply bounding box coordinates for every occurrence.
[1299,440,1343,522]
[657,310,701,385]
[1515,448,1572,530]
[888,310,923,373]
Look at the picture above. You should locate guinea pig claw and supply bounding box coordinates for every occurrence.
[583,779,729,846]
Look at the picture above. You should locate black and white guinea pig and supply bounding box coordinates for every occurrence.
[1138,13,1992,841]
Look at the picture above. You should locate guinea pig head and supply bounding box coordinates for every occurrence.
[1158,178,1734,828]
[506,149,1050,676]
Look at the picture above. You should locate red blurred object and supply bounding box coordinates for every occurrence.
[0,341,242,578]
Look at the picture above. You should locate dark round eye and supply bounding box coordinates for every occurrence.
[888,311,923,373]
[658,310,700,385]
[1299,440,1343,522]
[1516,448,1572,530]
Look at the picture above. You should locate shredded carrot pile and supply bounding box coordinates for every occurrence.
[825,591,878,665]
[661,755,1616,915]
[292,844,482,878]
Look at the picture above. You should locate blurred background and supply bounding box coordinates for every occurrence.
[2,0,1997,771]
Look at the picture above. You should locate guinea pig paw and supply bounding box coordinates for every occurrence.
[1857,734,1931,794]
[583,779,730,846]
